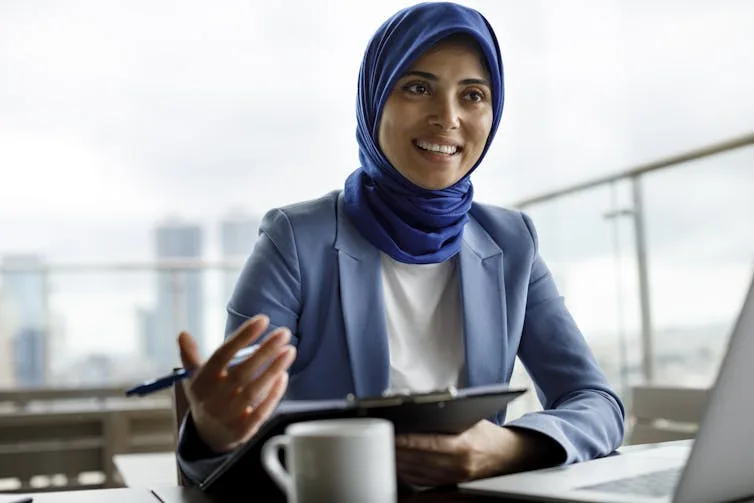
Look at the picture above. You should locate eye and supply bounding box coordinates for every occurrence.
[403,82,431,95]
[464,88,487,103]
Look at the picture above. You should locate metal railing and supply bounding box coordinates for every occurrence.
[510,132,754,208]
[509,131,754,384]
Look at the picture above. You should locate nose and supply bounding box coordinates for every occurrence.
[428,95,460,130]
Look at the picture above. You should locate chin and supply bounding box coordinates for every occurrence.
[413,174,462,190]
[393,153,469,189]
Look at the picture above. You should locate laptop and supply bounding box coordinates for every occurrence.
[459,272,754,503]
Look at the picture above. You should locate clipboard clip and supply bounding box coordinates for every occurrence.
[346,386,458,408]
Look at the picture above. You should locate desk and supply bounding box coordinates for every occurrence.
[0,488,159,502]
[114,452,177,487]
[151,486,505,502]
[0,486,495,503]
[150,487,222,502]
[113,442,698,503]
[113,442,693,490]
[114,455,501,501]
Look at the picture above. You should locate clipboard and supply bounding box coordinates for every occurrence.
[198,383,526,499]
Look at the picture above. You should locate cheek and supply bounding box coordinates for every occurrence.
[378,110,399,150]
[383,109,404,132]
[380,118,409,158]
[463,116,493,166]
[472,115,493,149]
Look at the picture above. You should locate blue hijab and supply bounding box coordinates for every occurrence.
[343,2,504,264]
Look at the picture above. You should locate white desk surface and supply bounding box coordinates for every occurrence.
[113,452,177,488]
[111,441,695,491]
[0,488,159,502]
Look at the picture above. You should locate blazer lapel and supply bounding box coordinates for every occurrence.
[334,194,390,397]
[459,216,508,387]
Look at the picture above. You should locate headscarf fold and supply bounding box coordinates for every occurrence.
[343,1,504,264]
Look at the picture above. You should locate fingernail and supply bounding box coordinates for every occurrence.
[236,315,267,338]
[282,346,296,363]
[272,327,291,341]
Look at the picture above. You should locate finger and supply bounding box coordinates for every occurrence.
[240,346,296,405]
[226,327,291,386]
[200,315,269,380]
[206,346,295,424]
[200,376,261,422]
[395,433,449,452]
[396,468,447,488]
[238,372,290,439]
[396,461,446,488]
[178,331,202,372]
[396,466,433,488]
[398,446,477,485]
[396,448,459,474]
[396,456,458,487]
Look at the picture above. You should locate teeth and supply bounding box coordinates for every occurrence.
[416,140,458,155]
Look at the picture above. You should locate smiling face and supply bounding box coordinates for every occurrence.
[377,35,494,190]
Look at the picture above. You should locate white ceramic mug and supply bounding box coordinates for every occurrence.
[261,418,397,503]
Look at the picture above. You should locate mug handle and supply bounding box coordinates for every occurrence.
[261,434,292,495]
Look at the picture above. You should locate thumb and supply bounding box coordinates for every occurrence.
[178,331,203,371]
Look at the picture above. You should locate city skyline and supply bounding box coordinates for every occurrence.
[1,192,751,385]
[0,211,262,387]
[0,254,48,387]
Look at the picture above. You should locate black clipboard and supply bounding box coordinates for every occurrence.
[198,383,526,499]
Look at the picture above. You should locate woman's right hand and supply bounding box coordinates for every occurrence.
[177,314,297,453]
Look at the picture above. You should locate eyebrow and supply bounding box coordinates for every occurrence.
[402,70,490,87]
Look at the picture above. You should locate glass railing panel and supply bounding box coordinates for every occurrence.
[641,145,754,387]
[505,180,643,419]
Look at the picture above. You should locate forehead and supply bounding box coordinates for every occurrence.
[408,35,489,75]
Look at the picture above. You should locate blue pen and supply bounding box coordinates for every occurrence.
[125,345,259,397]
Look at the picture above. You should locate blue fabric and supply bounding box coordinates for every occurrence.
[343,2,505,264]
[177,191,626,485]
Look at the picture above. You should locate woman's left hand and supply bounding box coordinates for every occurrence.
[395,420,561,487]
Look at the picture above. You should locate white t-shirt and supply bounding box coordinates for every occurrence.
[380,252,466,393]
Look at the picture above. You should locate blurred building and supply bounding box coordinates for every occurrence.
[46,311,68,380]
[0,287,17,388]
[219,212,259,303]
[146,221,205,370]
[0,254,48,387]
[137,306,158,371]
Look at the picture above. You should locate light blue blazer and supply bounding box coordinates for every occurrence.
[178,190,625,483]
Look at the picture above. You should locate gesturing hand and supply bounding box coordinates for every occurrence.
[178,314,296,453]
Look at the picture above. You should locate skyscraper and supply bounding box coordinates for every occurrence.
[0,287,18,388]
[219,212,259,304]
[1,254,47,387]
[137,306,157,371]
[148,221,204,370]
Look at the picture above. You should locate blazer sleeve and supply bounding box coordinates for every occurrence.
[176,207,303,485]
[224,208,303,341]
[505,212,626,464]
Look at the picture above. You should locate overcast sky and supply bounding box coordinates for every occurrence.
[0,0,752,362]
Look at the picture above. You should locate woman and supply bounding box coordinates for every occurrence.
[176,1,625,489]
